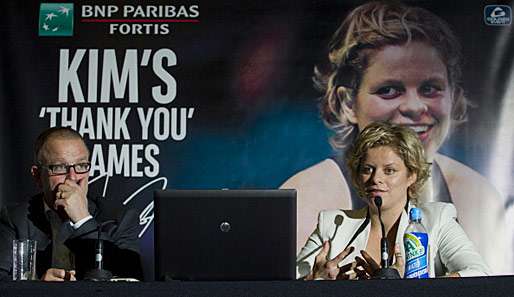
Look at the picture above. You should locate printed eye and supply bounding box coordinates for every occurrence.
[375,86,403,99]
[384,168,397,175]
[419,84,443,98]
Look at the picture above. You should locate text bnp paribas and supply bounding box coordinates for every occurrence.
[81,5,200,35]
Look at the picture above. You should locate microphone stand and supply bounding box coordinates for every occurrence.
[373,197,401,279]
[84,221,115,281]
[296,215,344,264]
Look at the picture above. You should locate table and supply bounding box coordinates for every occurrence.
[1,276,513,297]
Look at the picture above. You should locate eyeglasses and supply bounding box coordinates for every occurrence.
[38,162,91,176]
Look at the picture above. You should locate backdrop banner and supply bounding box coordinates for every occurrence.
[1,1,513,279]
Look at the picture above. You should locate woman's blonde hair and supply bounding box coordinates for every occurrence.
[347,122,430,201]
[315,1,469,149]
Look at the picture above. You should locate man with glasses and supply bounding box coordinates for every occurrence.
[0,127,142,281]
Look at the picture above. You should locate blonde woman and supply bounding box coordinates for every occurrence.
[297,122,490,279]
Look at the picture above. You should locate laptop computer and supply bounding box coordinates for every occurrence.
[154,189,296,281]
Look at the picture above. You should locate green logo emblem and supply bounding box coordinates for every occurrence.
[39,3,73,36]
[404,233,425,259]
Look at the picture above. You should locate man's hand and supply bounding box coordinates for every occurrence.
[41,268,76,281]
[54,177,89,223]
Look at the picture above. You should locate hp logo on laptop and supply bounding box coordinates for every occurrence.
[220,221,231,232]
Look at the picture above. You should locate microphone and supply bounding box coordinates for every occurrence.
[84,220,115,281]
[373,196,400,279]
[374,197,389,268]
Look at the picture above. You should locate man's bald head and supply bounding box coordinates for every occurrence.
[33,127,89,165]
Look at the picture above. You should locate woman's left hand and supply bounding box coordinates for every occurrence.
[390,244,404,277]
[354,251,380,279]
[354,244,404,279]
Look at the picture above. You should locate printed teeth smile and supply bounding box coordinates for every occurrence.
[408,125,429,133]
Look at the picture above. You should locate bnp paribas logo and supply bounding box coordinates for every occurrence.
[38,3,74,36]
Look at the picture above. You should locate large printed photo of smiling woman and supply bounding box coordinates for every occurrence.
[281,1,512,274]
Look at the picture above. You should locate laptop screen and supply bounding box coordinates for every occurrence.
[154,189,297,281]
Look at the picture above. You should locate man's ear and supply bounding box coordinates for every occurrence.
[30,165,42,189]
[338,87,358,124]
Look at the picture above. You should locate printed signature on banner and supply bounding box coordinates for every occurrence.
[89,173,167,238]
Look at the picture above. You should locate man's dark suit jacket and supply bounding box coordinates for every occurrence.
[0,194,143,280]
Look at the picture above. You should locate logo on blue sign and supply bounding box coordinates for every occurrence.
[484,5,512,26]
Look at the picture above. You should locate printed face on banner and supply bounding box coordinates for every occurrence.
[32,138,90,207]
[347,41,452,160]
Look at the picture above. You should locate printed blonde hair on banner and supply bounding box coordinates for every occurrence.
[314,1,469,149]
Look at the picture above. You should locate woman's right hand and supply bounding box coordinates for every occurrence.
[305,241,355,280]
